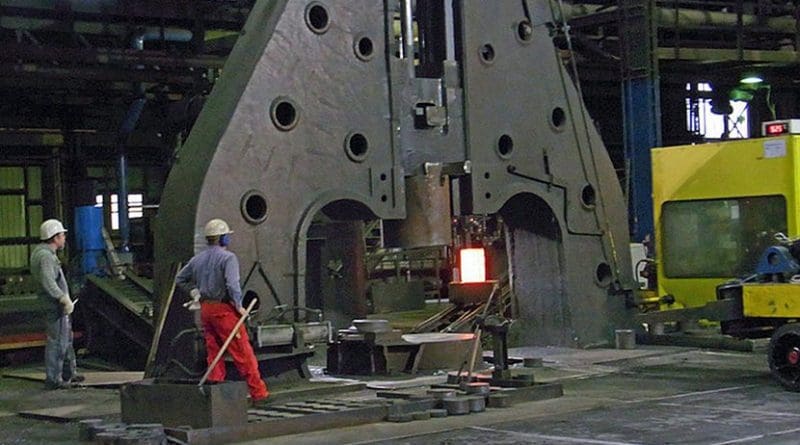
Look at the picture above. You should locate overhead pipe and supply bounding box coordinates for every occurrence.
[116,97,146,253]
[131,27,193,52]
[556,3,798,34]
[116,27,193,252]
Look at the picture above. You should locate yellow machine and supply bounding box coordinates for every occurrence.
[653,135,800,309]
[650,135,800,390]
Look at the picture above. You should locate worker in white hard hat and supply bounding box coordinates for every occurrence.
[176,218,269,403]
[30,219,83,389]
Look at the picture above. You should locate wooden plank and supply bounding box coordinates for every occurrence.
[0,331,83,351]
[18,403,120,422]
[2,370,144,387]
[0,340,46,350]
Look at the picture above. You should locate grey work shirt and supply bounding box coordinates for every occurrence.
[176,245,243,310]
[30,243,69,310]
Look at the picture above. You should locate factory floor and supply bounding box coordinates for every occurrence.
[2,341,798,445]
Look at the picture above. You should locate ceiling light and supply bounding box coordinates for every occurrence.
[740,74,764,85]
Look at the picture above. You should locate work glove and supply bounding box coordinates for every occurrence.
[59,295,74,316]
[183,288,201,311]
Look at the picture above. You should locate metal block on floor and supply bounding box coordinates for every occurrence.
[386,398,436,417]
[164,398,397,444]
[77,418,103,441]
[493,382,564,405]
[412,411,431,420]
[376,390,417,399]
[272,406,328,415]
[430,408,448,418]
[164,427,209,445]
[386,413,414,423]
[443,397,470,415]
[121,379,248,429]
[487,393,511,408]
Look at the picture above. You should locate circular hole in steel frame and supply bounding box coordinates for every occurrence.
[581,184,596,208]
[305,2,330,34]
[345,132,369,162]
[479,43,495,64]
[354,35,375,61]
[242,290,261,313]
[270,98,300,131]
[551,106,567,130]
[497,134,514,159]
[595,263,613,287]
[516,20,533,43]
[241,190,269,224]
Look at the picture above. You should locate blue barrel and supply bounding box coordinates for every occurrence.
[74,206,105,275]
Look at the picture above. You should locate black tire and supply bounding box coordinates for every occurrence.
[768,322,800,391]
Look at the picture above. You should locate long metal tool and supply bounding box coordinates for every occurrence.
[198,298,257,387]
[145,262,181,377]
[466,283,499,380]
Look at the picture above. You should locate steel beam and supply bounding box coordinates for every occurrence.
[0,44,226,70]
[0,3,249,30]
[619,0,662,242]
[656,47,800,63]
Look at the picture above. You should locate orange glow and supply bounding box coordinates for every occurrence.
[460,248,486,283]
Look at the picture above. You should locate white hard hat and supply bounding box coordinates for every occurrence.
[40,219,67,240]
[204,219,233,237]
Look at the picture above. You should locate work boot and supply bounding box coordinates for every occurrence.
[68,374,86,384]
[249,392,270,408]
[44,380,73,390]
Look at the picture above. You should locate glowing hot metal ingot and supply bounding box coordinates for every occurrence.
[450,248,495,304]
[460,248,486,283]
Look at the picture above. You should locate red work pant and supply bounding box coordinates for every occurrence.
[200,301,268,400]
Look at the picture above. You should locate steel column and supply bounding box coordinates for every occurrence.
[620,0,662,242]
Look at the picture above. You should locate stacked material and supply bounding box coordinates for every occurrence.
[78,420,166,445]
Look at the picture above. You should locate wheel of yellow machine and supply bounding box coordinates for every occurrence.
[768,322,800,391]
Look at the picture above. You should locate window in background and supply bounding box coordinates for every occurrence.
[95,194,143,230]
[685,82,749,140]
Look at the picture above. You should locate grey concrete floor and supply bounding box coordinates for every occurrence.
[247,345,800,445]
[3,344,800,444]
